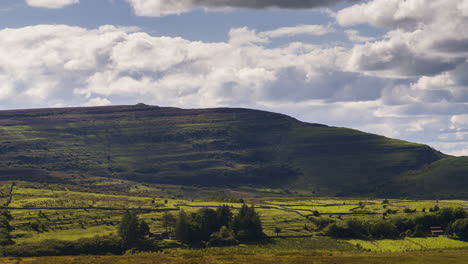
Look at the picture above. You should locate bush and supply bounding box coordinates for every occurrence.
[325,219,368,239]
[207,226,239,247]
[369,221,399,239]
[326,219,400,240]
[309,217,335,231]
[324,222,349,238]
[449,219,468,240]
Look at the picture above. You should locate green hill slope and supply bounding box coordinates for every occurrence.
[398,157,468,198]
[0,104,460,197]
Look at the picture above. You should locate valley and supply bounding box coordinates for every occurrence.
[0,179,466,262]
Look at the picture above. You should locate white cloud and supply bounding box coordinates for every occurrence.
[345,29,375,43]
[26,0,80,9]
[336,0,437,28]
[341,0,468,79]
[84,97,112,106]
[126,0,194,16]
[261,25,333,38]
[0,24,347,111]
[228,25,333,45]
[229,27,269,45]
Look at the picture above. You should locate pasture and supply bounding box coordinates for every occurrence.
[1,180,467,253]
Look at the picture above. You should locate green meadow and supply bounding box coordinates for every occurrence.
[0,180,467,260]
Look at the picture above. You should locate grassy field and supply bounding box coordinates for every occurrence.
[2,249,468,264]
[0,180,466,251]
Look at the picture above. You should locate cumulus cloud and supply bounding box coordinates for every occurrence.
[336,0,436,28]
[345,29,375,43]
[341,0,468,79]
[261,24,333,38]
[0,24,353,111]
[126,0,358,16]
[229,25,333,45]
[26,0,80,9]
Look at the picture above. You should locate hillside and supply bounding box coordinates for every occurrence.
[0,104,462,198]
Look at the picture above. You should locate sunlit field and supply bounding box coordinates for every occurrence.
[0,181,466,251]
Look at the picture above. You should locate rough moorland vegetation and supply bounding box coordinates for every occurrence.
[0,105,466,198]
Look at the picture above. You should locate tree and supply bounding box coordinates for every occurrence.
[232,204,263,241]
[325,222,345,238]
[345,219,369,239]
[175,210,190,244]
[118,211,138,246]
[162,212,176,232]
[274,227,282,237]
[216,205,233,228]
[0,212,13,246]
[369,221,399,239]
[449,219,468,240]
[196,208,219,241]
[137,220,150,239]
[118,211,149,246]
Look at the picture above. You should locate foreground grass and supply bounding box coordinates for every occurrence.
[2,250,468,264]
[349,237,468,252]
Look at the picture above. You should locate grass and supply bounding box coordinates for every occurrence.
[348,237,468,252]
[0,181,466,263]
[3,250,468,264]
[3,181,468,252]
[14,224,116,243]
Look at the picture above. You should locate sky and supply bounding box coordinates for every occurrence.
[1,0,468,156]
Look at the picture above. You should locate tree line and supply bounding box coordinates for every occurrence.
[324,207,468,240]
[174,204,263,246]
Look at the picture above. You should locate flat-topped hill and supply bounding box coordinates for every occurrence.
[0,104,465,198]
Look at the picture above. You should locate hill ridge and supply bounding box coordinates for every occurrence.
[0,104,465,198]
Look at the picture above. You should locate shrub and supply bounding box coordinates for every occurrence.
[369,221,399,239]
[326,219,399,240]
[412,224,425,237]
[324,222,349,238]
[207,226,239,247]
[325,219,368,239]
[310,217,335,231]
[449,219,468,241]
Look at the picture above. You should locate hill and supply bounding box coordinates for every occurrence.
[0,104,464,198]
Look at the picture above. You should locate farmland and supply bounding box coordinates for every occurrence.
[0,180,466,256]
